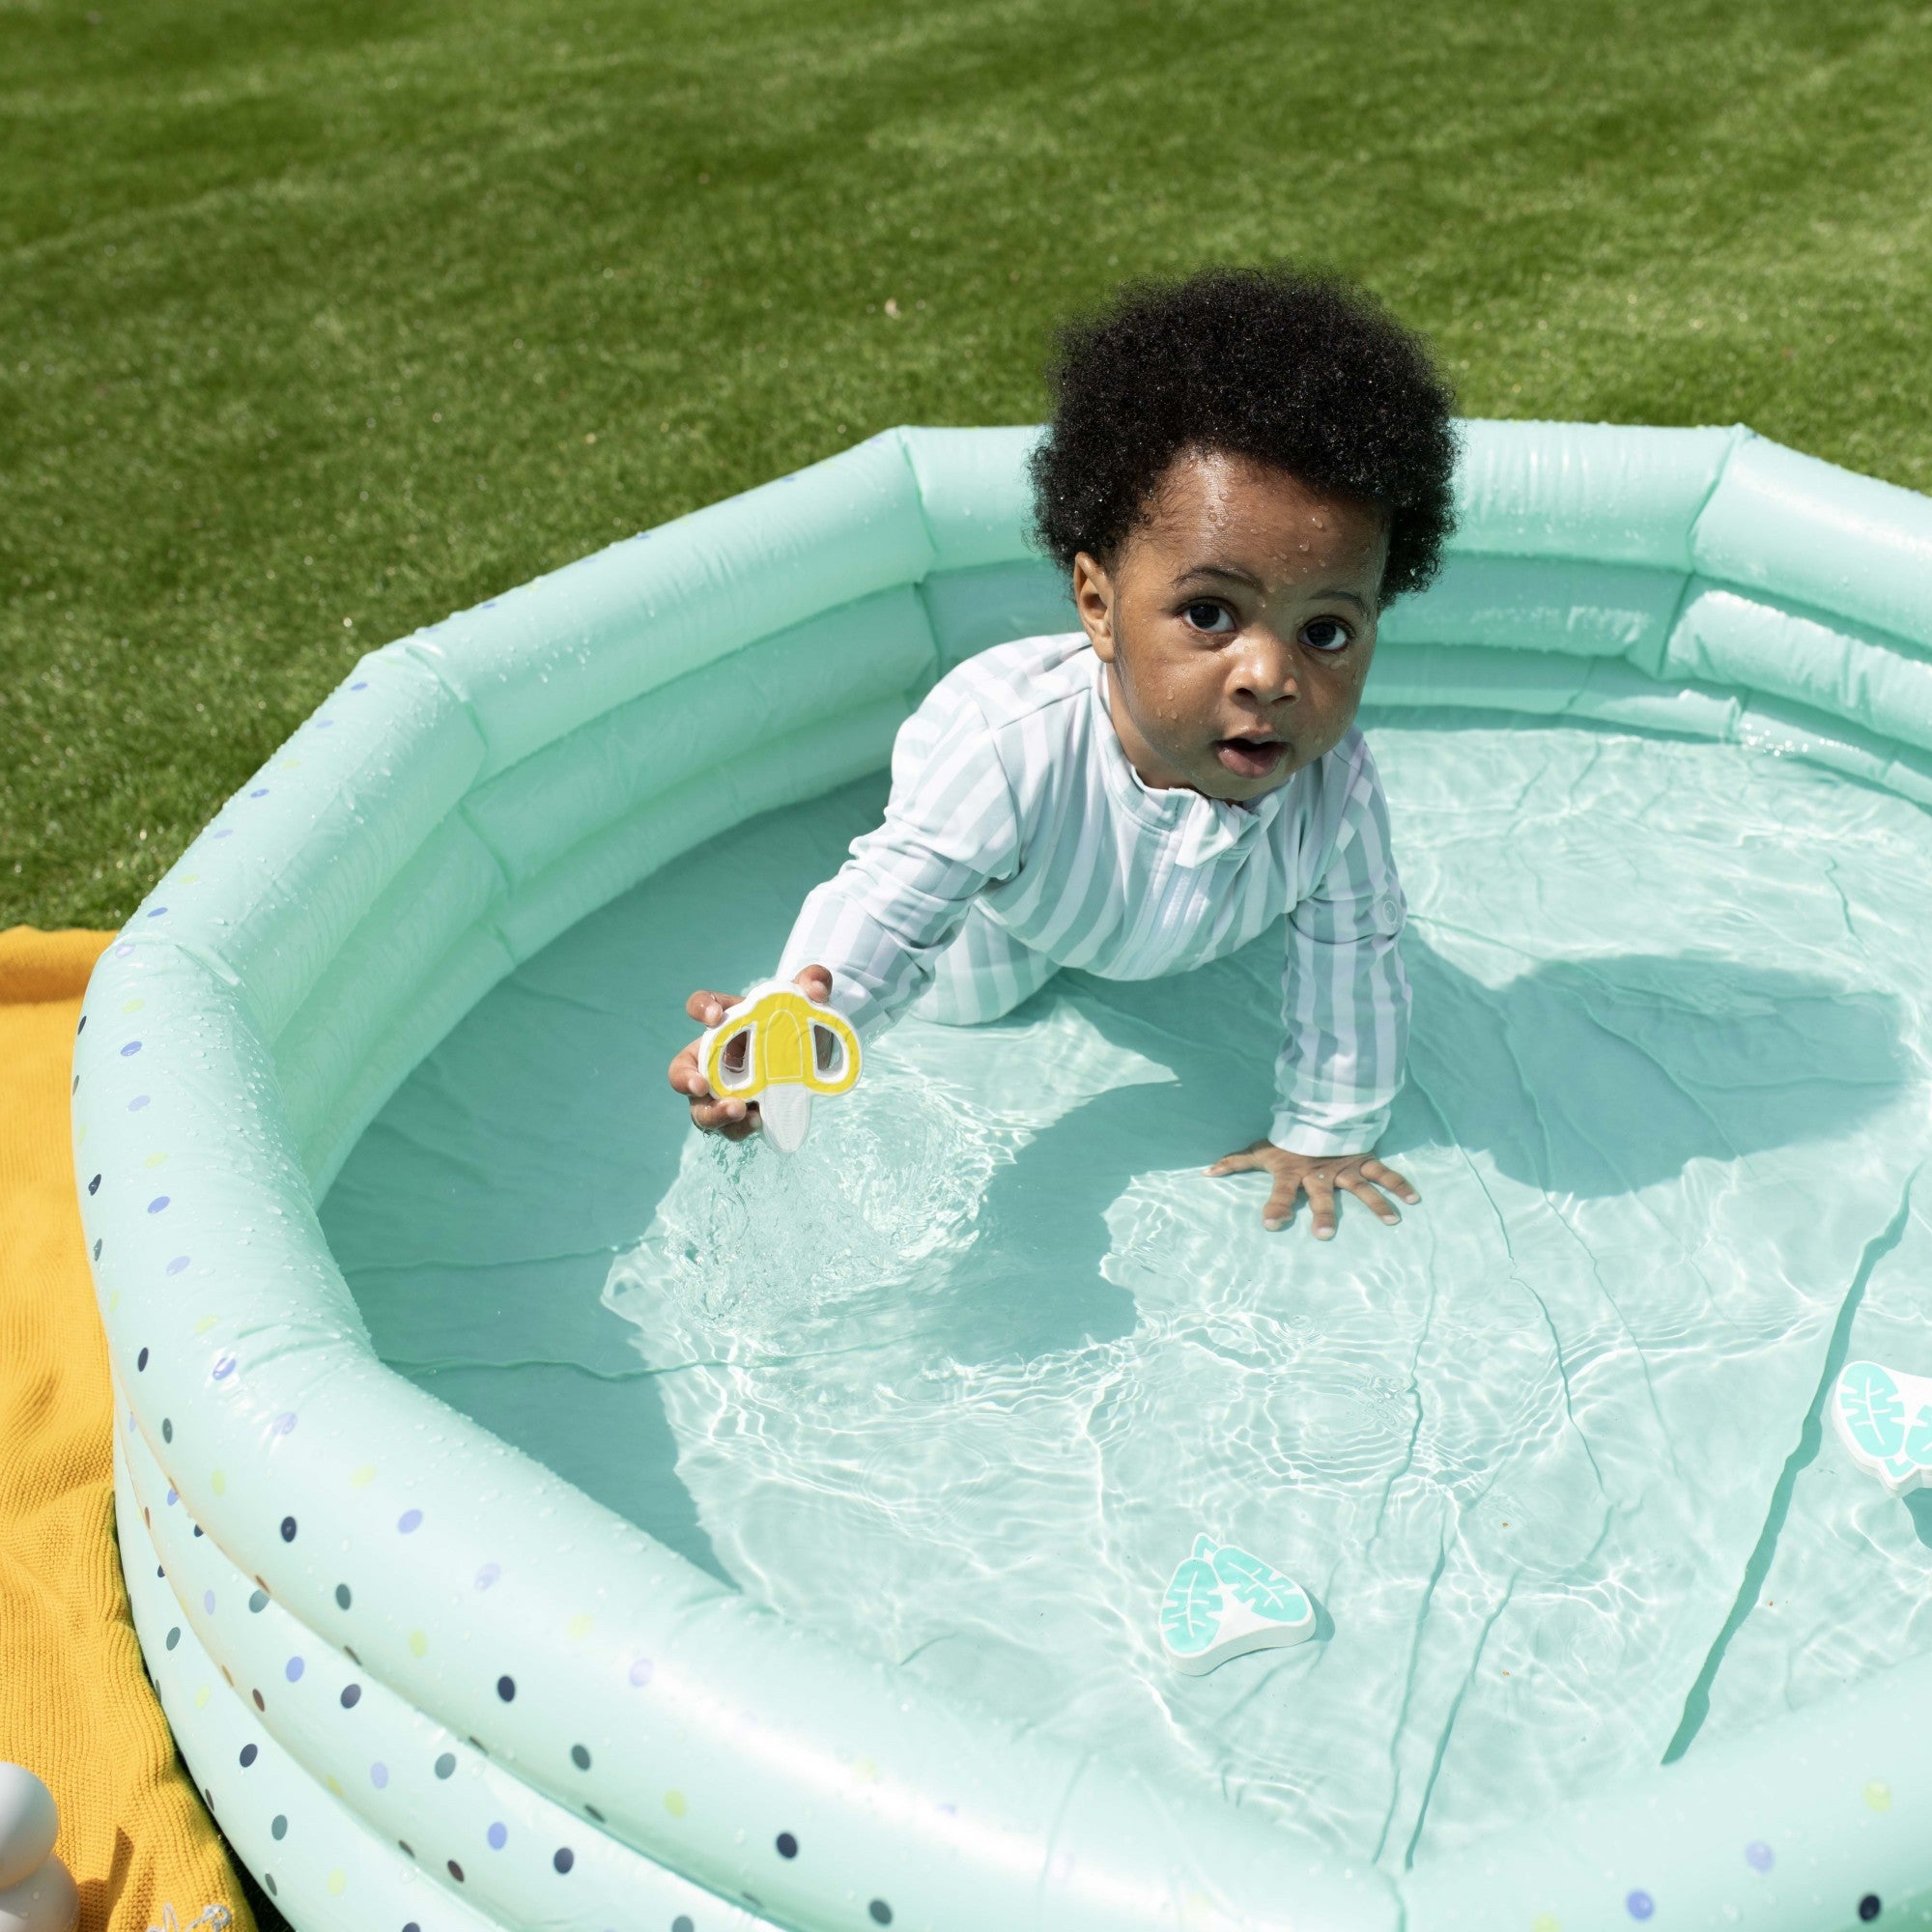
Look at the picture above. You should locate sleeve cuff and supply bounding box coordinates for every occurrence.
[1268,1109,1388,1159]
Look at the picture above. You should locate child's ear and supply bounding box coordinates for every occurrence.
[1071,552,1118,662]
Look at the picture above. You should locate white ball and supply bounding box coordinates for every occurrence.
[0,1854,75,1932]
[0,1770,55,1893]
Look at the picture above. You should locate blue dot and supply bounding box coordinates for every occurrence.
[121,1040,142,1057]
[147,1196,169,1214]
[285,1657,304,1682]
[165,1488,177,1505]
[202,1589,214,1613]
[250,788,269,799]
[212,1353,236,1379]
[371,1763,389,1790]
[1747,1841,1774,1873]
[397,1508,423,1534]
[146,906,168,919]
[166,1255,189,1275]
[1628,1892,1655,1921]
[212,827,233,839]
[128,1094,150,1111]
[351,680,368,690]
[487,1822,507,1851]
[316,720,335,729]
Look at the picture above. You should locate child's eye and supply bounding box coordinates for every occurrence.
[1300,616,1353,654]
[1181,600,1235,635]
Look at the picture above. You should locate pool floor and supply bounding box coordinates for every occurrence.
[322,704,1932,1868]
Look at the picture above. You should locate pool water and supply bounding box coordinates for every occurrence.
[322,704,1932,1870]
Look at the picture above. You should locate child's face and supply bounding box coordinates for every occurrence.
[1072,448,1389,803]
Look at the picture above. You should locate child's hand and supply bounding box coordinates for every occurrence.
[1206,1141,1419,1239]
[666,965,835,1140]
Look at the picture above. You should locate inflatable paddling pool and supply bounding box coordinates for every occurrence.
[75,421,1932,1932]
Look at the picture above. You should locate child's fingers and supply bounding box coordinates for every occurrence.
[684,987,739,1026]
[690,1093,753,1133]
[792,962,834,1002]
[1205,1141,1271,1177]
[1304,1173,1340,1240]
[668,1043,710,1099]
[1262,1170,1305,1231]
[1341,1171,1403,1226]
[1359,1158,1420,1205]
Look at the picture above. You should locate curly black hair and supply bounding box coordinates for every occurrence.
[1029,267,1459,603]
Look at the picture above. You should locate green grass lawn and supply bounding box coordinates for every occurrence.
[5,0,1931,929]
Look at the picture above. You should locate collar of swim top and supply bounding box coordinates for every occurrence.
[1090,657,1292,867]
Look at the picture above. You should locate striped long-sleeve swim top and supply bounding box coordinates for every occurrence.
[777,631,1410,1155]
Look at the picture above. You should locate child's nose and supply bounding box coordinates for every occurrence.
[1232,634,1298,704]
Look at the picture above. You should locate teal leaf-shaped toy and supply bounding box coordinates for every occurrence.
[1160,1558,1224,1660]
[1212,1544,1314,1626]
[1160,1535,1318,1676]
[1833,1359,1932,1495]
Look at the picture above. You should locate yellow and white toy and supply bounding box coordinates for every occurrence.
[697,979,862,1153]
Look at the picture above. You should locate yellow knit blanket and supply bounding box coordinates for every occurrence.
[0,927,255,1932]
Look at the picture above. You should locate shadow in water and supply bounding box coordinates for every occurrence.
[936,930,1908,1368]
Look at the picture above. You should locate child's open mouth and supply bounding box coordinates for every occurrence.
[1213,734,1286,779]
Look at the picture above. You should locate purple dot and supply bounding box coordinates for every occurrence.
[351,680,368,691]
[482,600,497,610]
[114,942,135,957]
[165,1488,177,1506]
[487,1823,507,1850]
[203,1590,215,1614]
[628,1657,654,1688]
[1627,1892,1655,1921]
[212,827,233,840]
[250,788,269,799]
[316,719,335,730]
[212,1353,236,1380]
[1747,1842,1774,1873]
[397,1508,422,1534]
[273,1411,297,1435]
[371,1763,389,1790]
[147,1196,170,1214]
[121,1040,142,1057]
[474,1562,500,1590]
[285,1657,304,1682]
[128,1094,150,1112]
[146,906,168,919]
[166,1256,189,1275]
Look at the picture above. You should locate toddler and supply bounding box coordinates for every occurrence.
[669,267,1458,1237]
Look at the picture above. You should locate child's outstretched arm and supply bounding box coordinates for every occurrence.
[667,677,1021,1138]
[1210,745,1418,1237]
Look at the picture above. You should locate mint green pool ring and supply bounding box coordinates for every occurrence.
[74,421,1932,1932]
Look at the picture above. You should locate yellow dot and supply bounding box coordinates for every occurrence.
[327,1870,345,1897]
[409,1630,427,1658]
[193,1685,210,1709]
[210,1470,226,1495]
[122,997,144,1013]
[1533,1916,1562,1932]
[143,1151,167,1168]
[107,1291,120,1313]
[281,758,300,770]
[349,1463,375,1489]
[180,873,199,885]
[567,1613,592,1641]
[77,1125,88,1147]
[194,1317,215,1335]
[1865,1779,1892,1812]
[853,1756,879,1784]
[325,1774,342,1797]
[663,1790,686,1818]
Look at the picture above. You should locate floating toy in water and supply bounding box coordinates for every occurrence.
[1833,1360,1932,1494]
[696,979,862,1154]
[0,1764,76,1932]
[1160,1534,1317,1676]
